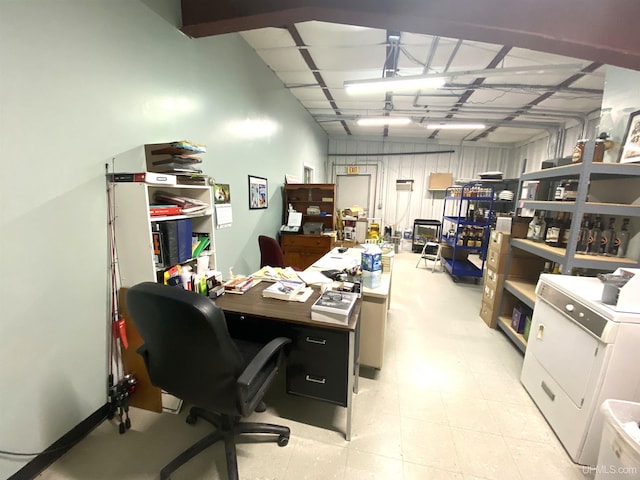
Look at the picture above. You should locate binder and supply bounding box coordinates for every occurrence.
[160,219,193,266]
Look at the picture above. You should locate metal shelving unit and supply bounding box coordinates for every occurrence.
[440,183,495,282]
[496,140,640,352]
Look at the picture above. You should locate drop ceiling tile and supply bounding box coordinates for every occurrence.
[296,21,386,46]
[253,47,308,72]
[307,44,387,70]
[240,28,296,49]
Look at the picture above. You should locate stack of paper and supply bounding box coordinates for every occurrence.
[262,280,306,301]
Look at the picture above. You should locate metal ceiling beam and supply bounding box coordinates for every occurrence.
[180,0,640,71]
[285,24,352,135]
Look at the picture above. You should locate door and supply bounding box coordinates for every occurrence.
[336,174,373,216]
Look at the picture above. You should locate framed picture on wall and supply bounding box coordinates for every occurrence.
[248,175,268,209]
[618,109,640,163]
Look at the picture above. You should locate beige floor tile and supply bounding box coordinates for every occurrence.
[344,449,403,479]
[443,396,502,435]
[400,417,461,472]
[403,461,465,480]
[281,437,348,480]
[508,437,590,480]
[451,427,522,480]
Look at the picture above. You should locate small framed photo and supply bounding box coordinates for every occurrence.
[618,109,640,163]
[248,175,268,209]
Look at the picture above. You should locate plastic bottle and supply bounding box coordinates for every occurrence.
[181,266,192,290]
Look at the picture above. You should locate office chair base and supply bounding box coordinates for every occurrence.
[161,406,290,480]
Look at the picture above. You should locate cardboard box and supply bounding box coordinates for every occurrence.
[484,267,505,291]
[512,217,531,238]
[486,249,509,273]
[482,284,501,310]
[440,244,469,260]
[479,301,497,328]
[488,231,511,256]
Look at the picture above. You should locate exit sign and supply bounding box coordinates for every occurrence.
[347,165,359,174]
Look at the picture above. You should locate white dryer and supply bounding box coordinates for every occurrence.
[521,274,640,466]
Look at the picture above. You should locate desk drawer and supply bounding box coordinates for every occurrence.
[286,326,348,406]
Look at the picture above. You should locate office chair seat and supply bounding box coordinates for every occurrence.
[126,282,291,480]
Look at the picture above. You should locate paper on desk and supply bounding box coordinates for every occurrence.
[311,255,359,270]
[251,266,299,281]
[297,270,333,285]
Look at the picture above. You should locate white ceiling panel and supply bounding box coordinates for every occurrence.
[239,20,608,145]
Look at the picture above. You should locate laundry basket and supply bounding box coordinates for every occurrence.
[595,399,640,479]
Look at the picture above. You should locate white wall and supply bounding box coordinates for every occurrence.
[328,138,519,232]
[0,1,327,476]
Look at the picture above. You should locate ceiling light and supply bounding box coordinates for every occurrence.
[357,117,412,126]
[345,76,446,95]
[425,123,486,130]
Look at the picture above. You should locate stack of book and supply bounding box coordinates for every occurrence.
[262,280,311,301]
[147,141,206,174]
[223,276,259,294]
[310,291,358,324]
[153,191,209,215]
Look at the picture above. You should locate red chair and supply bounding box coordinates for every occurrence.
[258,235,286,268]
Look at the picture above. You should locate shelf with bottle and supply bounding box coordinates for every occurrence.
[441,183,495,281]
[517,210,638,271]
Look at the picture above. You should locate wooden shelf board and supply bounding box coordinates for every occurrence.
[504,279,537,309]
[497,315,527,353]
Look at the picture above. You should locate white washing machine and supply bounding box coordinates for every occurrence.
[520,274,640,467]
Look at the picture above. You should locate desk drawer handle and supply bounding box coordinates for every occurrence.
[305,336,326,345]
[305,375,326,384]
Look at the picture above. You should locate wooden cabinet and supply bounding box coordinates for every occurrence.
[281,234,333,270]
[284,183,336,232]
[496,140,640,352]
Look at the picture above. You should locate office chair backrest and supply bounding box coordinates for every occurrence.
[126,282,246,415]
[258,235,286,268]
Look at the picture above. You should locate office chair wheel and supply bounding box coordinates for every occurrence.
[277,435,289,447]
[186,413,198,425]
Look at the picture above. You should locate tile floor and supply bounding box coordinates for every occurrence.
[38,252,595,480]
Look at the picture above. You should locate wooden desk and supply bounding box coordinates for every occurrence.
[214,282,360,441]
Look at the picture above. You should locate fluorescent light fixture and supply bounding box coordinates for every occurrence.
[425,123,486,130]
[345,75,445,95]
[357,117,412,126]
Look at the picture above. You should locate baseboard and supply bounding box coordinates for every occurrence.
[8,404,109,480]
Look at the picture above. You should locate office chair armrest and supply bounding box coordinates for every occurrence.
[236,336,291,416]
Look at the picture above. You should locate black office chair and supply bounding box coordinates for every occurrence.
[126,282,291,480]
[258,235,286,268]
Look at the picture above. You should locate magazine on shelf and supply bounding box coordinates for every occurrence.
[262,279,307,301]
[154,191,209,215]
[310,290,358,324]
